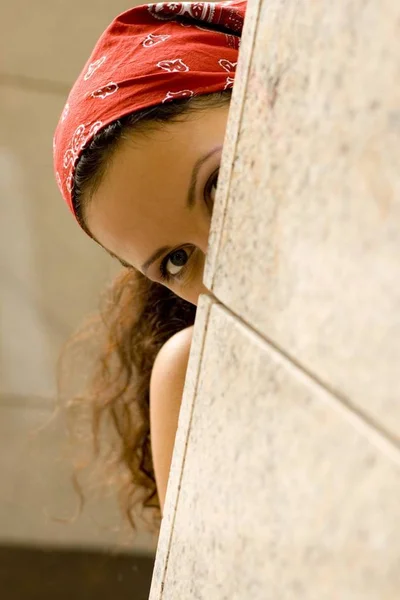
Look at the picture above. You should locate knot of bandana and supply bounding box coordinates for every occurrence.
[53,1,246,216]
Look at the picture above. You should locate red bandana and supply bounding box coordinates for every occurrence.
[53,1,246,216]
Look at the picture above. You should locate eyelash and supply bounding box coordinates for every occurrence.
[205,168,219,211]
[159,168,219,284]
[159,246,194,284]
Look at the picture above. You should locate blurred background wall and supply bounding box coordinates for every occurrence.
[0,1,156,597]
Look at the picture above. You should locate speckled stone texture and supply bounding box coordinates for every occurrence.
[204,0,262,280]
[153,303,400,599]
[149,294,213,599]
[149,0,400,597]
[205,0,400,440]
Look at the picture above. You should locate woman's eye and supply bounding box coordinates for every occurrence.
[164,248,191,277]
[210,175,218,201]
[205,169,219,211]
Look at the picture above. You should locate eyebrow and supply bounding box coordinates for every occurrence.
[186,145,221,208]
[104,249,133,269]
[140,145,222,274]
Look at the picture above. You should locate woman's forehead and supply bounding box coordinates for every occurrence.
[85,105,228,251]
[96,105,229,198]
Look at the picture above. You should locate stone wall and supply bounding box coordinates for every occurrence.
[150,0,400,597]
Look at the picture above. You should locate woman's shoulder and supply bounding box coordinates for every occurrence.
[149,326,194,510]
[150,325,194,409]
[155,325,193,367]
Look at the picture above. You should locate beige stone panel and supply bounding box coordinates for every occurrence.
[204,0,262,279]
[0,1,136,84]
[0,85,118,399]
[206,0,400,439]
[156,304,400,600]
[0,397,157,553]
[150,294,213,598]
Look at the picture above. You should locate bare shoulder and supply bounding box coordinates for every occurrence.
[153,325,194,374]
[149,326,194,511]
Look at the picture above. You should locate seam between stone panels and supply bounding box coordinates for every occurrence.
[0,394,55,410]
[158,296,216,599]
[210,292,400,459]
[0,72,71,96]
[209,0,262,291]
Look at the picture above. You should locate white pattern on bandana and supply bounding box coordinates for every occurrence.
[84,56,107,80]
[148,2,216,22]
[61,102,70,123]
[56,171,62,193]
[88,121,103,137]
[143,33,171,47]
[218,59,237,72]
[66,173,74,193]
[62,120,104,194]
[91,82,119,100]
[157,59,189,72]
[162,89,194,103]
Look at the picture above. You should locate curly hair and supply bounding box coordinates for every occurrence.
[59,90,231,535]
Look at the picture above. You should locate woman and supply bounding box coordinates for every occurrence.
[54,0,246,533]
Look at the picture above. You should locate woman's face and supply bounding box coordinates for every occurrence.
[85,104,230,306]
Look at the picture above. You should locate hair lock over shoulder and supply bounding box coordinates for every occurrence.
[59,91,231,533]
